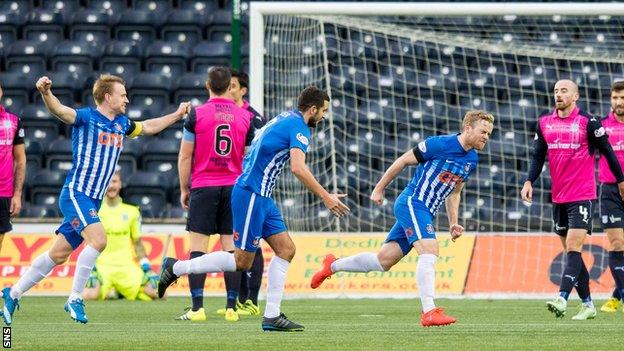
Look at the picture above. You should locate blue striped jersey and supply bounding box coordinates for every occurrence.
[236,110,311,197]
[63,107,139,199]
[406,134,478,216]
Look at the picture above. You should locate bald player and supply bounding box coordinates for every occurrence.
[522,79,624,320]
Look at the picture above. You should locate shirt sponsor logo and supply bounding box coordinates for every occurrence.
[98,131,123,148]
[438,171,463,184]
[296,133,309,146]
[418,141,427,153]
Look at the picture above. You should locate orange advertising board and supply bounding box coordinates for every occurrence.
[0,231,475,296]
[465,235,616,293]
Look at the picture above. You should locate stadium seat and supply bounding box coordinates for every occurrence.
[191,41,232,73]
[207,9,236,42]
[20,204,60,219]
[133,0,172,13]
[46,138,74,172]
[51,41,103,79]
[124,171,170,217]
[115,10,162,47]
[30,169,66,206]
[161,206,187,219]
[174,72,207,105]
[128,73,174,116]
[0,72,33,112]
[158,120,184,141]
[145,41,192,79]
[70,9,114,46]
[33,72,84,106]
[6,40,49,77]
[117,137,142,179]
[0,1,30,13]
[179,0,217,14]
[141,138,179,174]
[40,0,81,21]
[0,10,26,56]
[86,0,127,16]
[24,140,44,170]
[100,41,143,80]
[23,10,65,45]
[20,104,62,138]
[161,10,207,48]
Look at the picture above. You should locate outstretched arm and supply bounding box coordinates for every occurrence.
[370,149,418,205]
[139,102,191,136]
[290,148,350,217]
[36,76,76,124]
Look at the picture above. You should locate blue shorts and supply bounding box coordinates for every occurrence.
[385,195,436,255]
[56,187,102,249]
[231,185,287,252]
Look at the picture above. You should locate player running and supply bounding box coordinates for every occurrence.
[310,110,493,327]
[1,74,189,325]
[158,86,350,331]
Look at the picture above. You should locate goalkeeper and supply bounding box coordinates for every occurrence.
[83,170,158,301]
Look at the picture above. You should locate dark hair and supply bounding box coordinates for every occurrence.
[207,66,231,95]
[298,86,330,112]
[612,81,624,93]
[230,69,249,90]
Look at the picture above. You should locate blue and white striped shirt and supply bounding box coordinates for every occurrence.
[63,107,138,199]
[406,134,478,216]
[236,110,311,197]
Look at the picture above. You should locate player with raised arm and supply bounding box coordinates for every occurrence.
[1,74,190,325]
[159,86,350,331]
[0,83,26,254]
[521,79,624,320]
[310,110,493,327]
[82,170,158,301]
[598,81,624,313]
[175,66,255,322]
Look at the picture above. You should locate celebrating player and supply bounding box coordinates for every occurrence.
[1,74,190,325]
[175,66,255,322]
[310,110,494,327]
[521,79,624,320]
[82,170,158,301]
[159,86,350,331]
[0,82,26,254]
[598,81,624,313]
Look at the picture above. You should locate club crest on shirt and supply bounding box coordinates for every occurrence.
[3,120,11,128]
[464,163,472,173]
[71,217,81,229]
[122,214,128,221]
[296,133,309,146]
[570,123,579,132]
[418,141,427,153]
[426,224,434,234]
[405,227,414,237]
[113,122,123,132]
[89,208,98,218]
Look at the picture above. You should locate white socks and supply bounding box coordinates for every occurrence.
[331,252,384,272]
[173,251,236,276]
[69,245,100,302]
[264,256,289,318]
[417,254,437,313]
[11,251,57,299]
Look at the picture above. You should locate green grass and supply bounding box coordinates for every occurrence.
[6,297,623,350]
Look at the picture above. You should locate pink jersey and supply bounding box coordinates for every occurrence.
[537,107,603,203]
[599,112,624,184]
[183,97,254,188]
[0,106,24,197]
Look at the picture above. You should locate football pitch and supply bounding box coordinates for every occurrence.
[5,297,622,350]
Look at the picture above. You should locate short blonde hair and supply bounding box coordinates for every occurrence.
[92,74,125,105]
[462,110,494,129]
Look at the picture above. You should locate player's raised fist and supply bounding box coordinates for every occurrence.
[370,188,385,205]
[36,76,52,94]
[450,223,464,242]
[175,101,192,119]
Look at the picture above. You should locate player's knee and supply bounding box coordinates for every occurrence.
[89,236,107,252]
[610,237,624,251]
[48,251,68,265]
[278,244,296,262]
